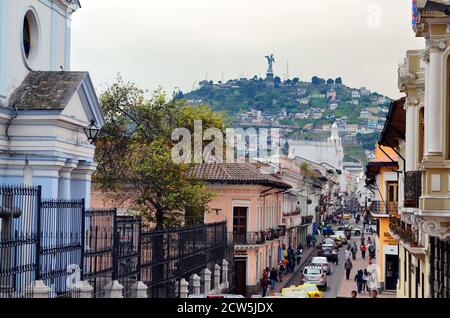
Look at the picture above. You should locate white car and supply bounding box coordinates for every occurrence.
[311,256,331,275]
[301,265,327,290]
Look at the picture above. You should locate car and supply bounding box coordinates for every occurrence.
[330,235,343,247]
[294,284,324,298]
[280,288,310,298]
[334,231,348,244]
[311,256,331,275]
[300,266,327,290]
[351,227,362,236]
[343,213,352,220]
[322,238,335,246]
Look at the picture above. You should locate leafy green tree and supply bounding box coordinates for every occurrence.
[274,76,281,87]
[335,77,343,85]
[327,79,334,85]
[94,77,224,229]
[292,77,300,84]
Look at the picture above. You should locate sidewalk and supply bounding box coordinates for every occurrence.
[268,236,321,296]
[337,245,397,298]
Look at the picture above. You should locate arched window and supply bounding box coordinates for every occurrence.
[23,16,31,59]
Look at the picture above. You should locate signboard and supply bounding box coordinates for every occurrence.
[383,231,398,246]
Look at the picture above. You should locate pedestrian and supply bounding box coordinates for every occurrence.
[332,248,339,265]
[269,267,277,290]
[351,243,357,260]
[278,261,285,282]
[311,235,317,247]
[306,235,311,249]
[362,269,370,293]
[296,246,303,265]
[345,247,351,261]
[261,274,269,297]
[368,242,375,259]
[354,270,364,294]
[351,290,357,298]
[282,258,288,276]
[344,259,353,280]
[360,243,366,260]
[371,289,378,298]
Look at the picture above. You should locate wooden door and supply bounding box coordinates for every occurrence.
[233,207,247,244]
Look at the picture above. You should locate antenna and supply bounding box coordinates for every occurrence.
[192,80,198,91]
[221,73,224,83]
[286,61,289,80]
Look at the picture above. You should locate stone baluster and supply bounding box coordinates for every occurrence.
[179,278,189,298]
[202,268,212,295]
[222,259,229,290]
[192,274,201,295]
[104,280,124,298]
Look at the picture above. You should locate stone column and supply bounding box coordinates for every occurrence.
[74,280,94,298]
[131,281,148,298]
[179,278,189,298]
[29,280,51,298]
[214,264,221,293]
[424,39,446,156]
[192,274,201,295]
[58,167,73,200]
[406,97,419,171]
[202,268,212,295]
[104,280,124,298]
[222,259,229,289]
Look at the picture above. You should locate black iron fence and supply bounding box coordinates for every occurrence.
[0,184,232,298]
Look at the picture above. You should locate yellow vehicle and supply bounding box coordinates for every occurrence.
[343,213,352,221]
[295,284,324,298]
[281,287,310,298]
[330,235,343,247]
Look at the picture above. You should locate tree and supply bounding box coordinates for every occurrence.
[274,76,281,86]
[292,77,300,85]
[94,77,225,229]
[335,77,343,85]
[327,78,334,85]
[312,76,325,85]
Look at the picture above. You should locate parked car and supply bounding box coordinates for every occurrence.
[311,256,331,275]
[322,238,335,246]
[300,266,327,290]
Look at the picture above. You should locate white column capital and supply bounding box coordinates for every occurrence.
[426,39,447,52]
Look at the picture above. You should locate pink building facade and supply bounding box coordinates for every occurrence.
[189,163,290,296]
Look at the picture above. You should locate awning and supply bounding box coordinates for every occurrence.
[379,97,406,148]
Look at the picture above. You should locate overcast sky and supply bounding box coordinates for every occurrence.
[71,0,424,99]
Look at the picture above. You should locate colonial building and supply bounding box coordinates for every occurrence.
[189,163,290,297]
[288,122,346,191]
[384,1,450,298]
[0,0,103,204]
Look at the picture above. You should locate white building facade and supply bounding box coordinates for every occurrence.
[0,0,103,205]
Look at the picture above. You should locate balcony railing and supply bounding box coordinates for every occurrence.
[228,231,266,245]
[389,217,420,247]
[404,171,421,208]
[370,200,398,214]
[302,215,313,224]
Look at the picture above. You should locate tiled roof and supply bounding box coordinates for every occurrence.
[189,163,291,189]
[8,71,88,110]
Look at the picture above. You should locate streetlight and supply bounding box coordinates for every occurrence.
[83,120,101,144]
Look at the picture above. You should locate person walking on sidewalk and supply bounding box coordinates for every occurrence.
[261,274,269,297]
[351,242,357,260]
[296,246,303,266]
[360,243,366,260]
[362,269,370,293]
[306,235,311,248]
[344,259,353,280]
[354,270,364,294]
[278,261,285,283]
[269,267,277,290]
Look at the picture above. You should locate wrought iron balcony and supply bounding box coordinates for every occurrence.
[302,215,313,224]
[228,231,266,245]
[389,216,420,247]
[404,171,422,208]
[370,200,397,214]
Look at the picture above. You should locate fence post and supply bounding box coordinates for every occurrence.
[35,186,42,280]
[222,259,229,290]
[29,280,51,298]
[192,274,201,295]
[179,278,189,298]
[202,268,212,295]
[74,280,94,298]
[214,264,221,293]
[132,281,148,298]
[104,280,124,298]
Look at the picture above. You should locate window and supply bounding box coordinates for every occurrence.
[23,16,31,58]
[22,10,39,67]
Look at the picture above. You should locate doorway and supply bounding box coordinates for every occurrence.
[386,182,398,213]
[385,254,399,290]
[233,207,248,244]
[234,258,247,297]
